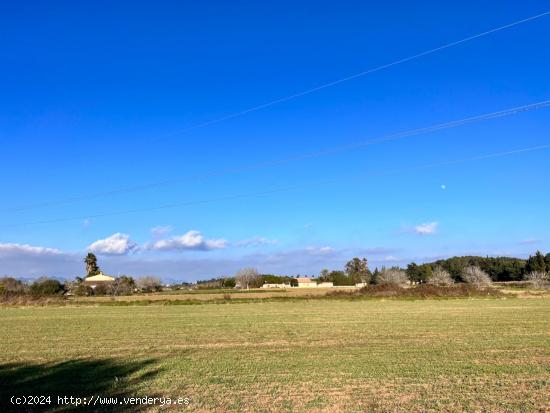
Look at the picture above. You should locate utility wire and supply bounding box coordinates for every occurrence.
[2,144,548,228]
[3,12,548,213]
[2,99,549,213]
[158,11,550,139]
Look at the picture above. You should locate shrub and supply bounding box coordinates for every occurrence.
[0,277,26,294]
[377,268,408,285]
[71,283,94,296]
[137,276,162,292]
[30,278,65,295]
[411,284,500,298]
[111,276,136,295]
[525,271,549,289]
[362,283,406,296]
[461,266,492,287]
[428,267,454,287]
[92,283,110,296]
[334,283,502,299]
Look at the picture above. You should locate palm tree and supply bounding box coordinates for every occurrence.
[84,252,100,276]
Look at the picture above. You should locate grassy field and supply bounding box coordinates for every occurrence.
[1,298,549,412]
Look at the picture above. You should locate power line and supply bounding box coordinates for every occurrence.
[157,11,550,139]
[2,144,547,228]
[2,98,549,213]
[4,12,548,213]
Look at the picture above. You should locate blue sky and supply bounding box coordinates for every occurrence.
[1,1,549,281]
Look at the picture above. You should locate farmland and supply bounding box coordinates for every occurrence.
[1,297,549,412]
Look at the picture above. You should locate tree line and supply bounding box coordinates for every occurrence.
[1,251,549,297]
[406,251,550,283]
[196,252,550,288]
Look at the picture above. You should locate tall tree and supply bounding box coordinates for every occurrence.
[371,268,380,285]
[344,257,370,283]
[525,251,546,274]
[84,252,100,276]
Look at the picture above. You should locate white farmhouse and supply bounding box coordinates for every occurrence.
[261,283,288,289]
[295,277,317,288]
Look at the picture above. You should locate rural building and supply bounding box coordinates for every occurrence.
[296,277,317,288]
[261,283,288,289]
[317,282,334,288]
[83,272,115,289]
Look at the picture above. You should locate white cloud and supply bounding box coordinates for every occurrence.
[361,247,398,255]
[89,233,137,256]
[305,246,335,255]
[519,238,541,245]
[0,243,62,256]
[382,255,401,263]
[149,230,227,251]
[413,222,438,235]
[151,226,173,238]
[235,237,278,247]
[83,218,91,228]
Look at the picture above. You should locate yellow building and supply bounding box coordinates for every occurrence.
[83,272,115,288]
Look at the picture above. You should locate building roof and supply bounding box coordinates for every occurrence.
[84,272,115,282]
[296,277,316,283]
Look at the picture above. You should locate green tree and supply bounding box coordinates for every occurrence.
[222,277,236,288]
[328,270,355,286]
[406,263,419,283]
[84,252,100,276]
[318,269,330,281]
[371,268,380,285]
[30,278,65,295]
[406,263,432,284]
[525,251,546,274]
[344,257,370,283]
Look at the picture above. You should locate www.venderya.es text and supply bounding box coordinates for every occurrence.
[10,395,191,407]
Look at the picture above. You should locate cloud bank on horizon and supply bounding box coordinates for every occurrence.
[0,221,544,282]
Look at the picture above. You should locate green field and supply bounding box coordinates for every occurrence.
[1,298,549,412]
